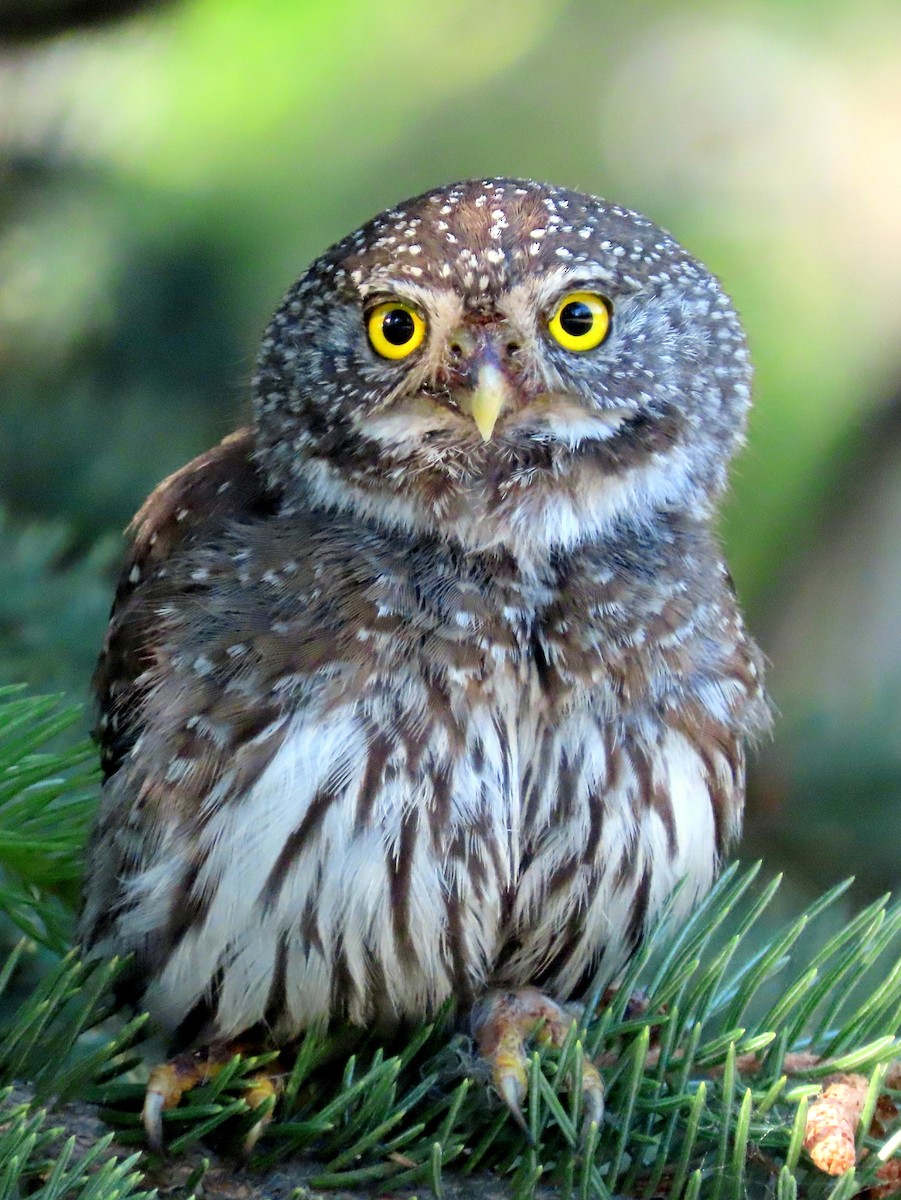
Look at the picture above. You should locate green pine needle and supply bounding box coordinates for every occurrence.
[0,688,98,949]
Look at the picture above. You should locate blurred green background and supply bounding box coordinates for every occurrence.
[1,0,899,909]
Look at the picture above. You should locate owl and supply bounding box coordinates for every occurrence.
[80,178,769,1146]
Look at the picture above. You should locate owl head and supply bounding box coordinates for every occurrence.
[253,178,752,557]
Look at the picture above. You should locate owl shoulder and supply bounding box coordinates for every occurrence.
[93,427,281,779]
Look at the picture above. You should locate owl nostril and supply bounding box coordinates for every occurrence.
[449,342,464,359]
[505,341,521,358]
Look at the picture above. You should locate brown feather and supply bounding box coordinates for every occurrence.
[93,428,278,779]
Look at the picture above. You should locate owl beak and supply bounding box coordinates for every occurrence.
[460,362,513,442]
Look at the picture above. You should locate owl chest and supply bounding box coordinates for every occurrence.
[142,617,721,1032]
[345,611,622,849]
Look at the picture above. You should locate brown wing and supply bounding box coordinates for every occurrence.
[93,426,280,779]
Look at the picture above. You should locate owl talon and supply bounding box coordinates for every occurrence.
[580,1061,606,1135]
[239,1071,282,1158]
[241,1114,270,1158]
[142,1088,166,1154]
[495,1061,532,1139]
[141,1044,282,1152]
[472,987,604,1139]
[143,1053,209,1152]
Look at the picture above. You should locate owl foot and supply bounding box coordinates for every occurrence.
[471,987,604,1140]
[142,1042,282,1155]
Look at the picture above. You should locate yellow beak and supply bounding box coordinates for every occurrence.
[461,363,512,442]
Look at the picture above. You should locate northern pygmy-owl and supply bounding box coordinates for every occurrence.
[80,178,768,1141]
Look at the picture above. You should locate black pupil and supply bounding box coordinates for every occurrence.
[382,308,416,345]
[559,301,594,337]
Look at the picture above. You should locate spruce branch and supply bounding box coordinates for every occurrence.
[78,865,898,1198]
[0,687,98,949]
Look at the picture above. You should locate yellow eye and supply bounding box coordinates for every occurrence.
[367,301,427,360]
[547,291,611,352]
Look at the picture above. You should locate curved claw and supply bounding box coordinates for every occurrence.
[241,1112,271,1158]
[495,1064,532,1140]
[239,1072,282,1158]
[142,1087,166,1154]
[473,988,607,1144]
[140,1045,282,1154]
[478,1003,534,1136]
[580,1059,605,1137]
[142,1059,194,1153]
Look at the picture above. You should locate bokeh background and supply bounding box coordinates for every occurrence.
[1,0,899,913]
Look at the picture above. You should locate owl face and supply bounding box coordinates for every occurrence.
[254,179,752,554]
